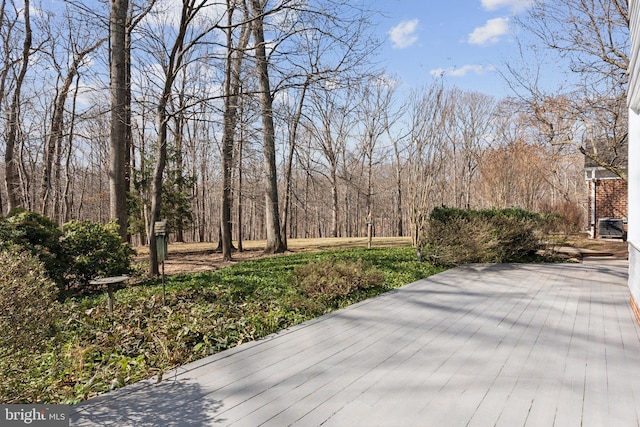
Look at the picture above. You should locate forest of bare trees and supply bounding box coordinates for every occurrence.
[0,0,628,266]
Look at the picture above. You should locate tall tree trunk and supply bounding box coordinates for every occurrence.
[221,0,250,261]
[250,0,285,254]
[63,76,82,223]
[124,9,133,242]
[365,134,374,228]
[395,162,403,237]
[43,39,104,217]
[221,4,236,261]
[53,130,62,222]
[221,95,234,260]
[303,146,310,238]
[5,0,32,213]
[391,133,403,237]
[281,78,309,248]
[330,166,338,238]
[147,0,194,275]
[199,159,206,242]
[174,82,186,243]
[237,133,244,252]
[148,105,168,276]
[110,0,130,240]
[42,78,68,216]
[123,0,156,242]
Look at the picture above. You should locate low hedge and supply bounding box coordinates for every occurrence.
[421,207,551,266]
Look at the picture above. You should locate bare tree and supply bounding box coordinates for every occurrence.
[477,141,547,210]
[110,0,129,239]
[356,74,398,222]
[4,0,32,213]
[145,0,223,275]
[405,82,449,247]
[306,83,356,238]
[62,74,82,223]
[520,0,628,82]
[446,89,496,208]
[221,0,250,261]
[41,25,105,217]
[0,0,13,213]
[273,1,378,244]
[279,76,310,246]
[249,0,285,253]
[507,0,629,179]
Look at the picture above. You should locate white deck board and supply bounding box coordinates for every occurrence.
[71,261,640,427]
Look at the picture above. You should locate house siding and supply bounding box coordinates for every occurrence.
[627,0,640,326]
[628,112,640,325]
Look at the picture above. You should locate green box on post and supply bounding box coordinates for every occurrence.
[155,221,168,262]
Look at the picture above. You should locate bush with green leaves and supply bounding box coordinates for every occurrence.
[422,207,545,266]
[62,220,135,288]
[0,248,60,351]
[292,257,385,311]
[0,210,69,288]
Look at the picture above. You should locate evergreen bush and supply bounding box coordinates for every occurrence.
[62,220,135,288]
[0,210,69,288]
[292,257,384,311]
[422,207,545,266]
[0,248,60,351]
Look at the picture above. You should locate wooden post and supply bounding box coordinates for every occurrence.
[89,276,129,315]
[107,283,114,314]
[367,211,373,249]
[155,220,168,305]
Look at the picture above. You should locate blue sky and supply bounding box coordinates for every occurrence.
[369,0,541,97]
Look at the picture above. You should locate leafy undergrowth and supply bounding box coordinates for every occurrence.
[0,247,443,404]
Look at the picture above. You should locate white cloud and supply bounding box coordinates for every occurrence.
[388,19,419,49]
[373,74,399,88]
[144,0,225,28]
[468,17,509,46]
[430,64,495,77]
[324,79,340,90]
[481,0,533,12]
[72,83,108,110]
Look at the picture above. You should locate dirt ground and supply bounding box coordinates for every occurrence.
[562,236,629,258]
[133,235,629,277]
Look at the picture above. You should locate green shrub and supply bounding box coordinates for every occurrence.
[292,257,384,311]
[490,215,541,261]
[0,248,60,351]
[62,220,135,288]
[424,216,497,266]
[0,210,69,288]
[422,207,544,266]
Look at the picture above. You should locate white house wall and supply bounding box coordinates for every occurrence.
[628,110,640,316]
[630,0,640,109]
[628,0,640,322]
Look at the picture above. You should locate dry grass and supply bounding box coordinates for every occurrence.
[134,237,412,255]
[133,234,627,277]
[133,237,413,275]
[561,235,628,257]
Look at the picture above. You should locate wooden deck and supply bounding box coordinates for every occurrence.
[71,261,640,426]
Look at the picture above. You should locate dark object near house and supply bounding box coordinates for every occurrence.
[584,137,628,238]
[597,218,626,240]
